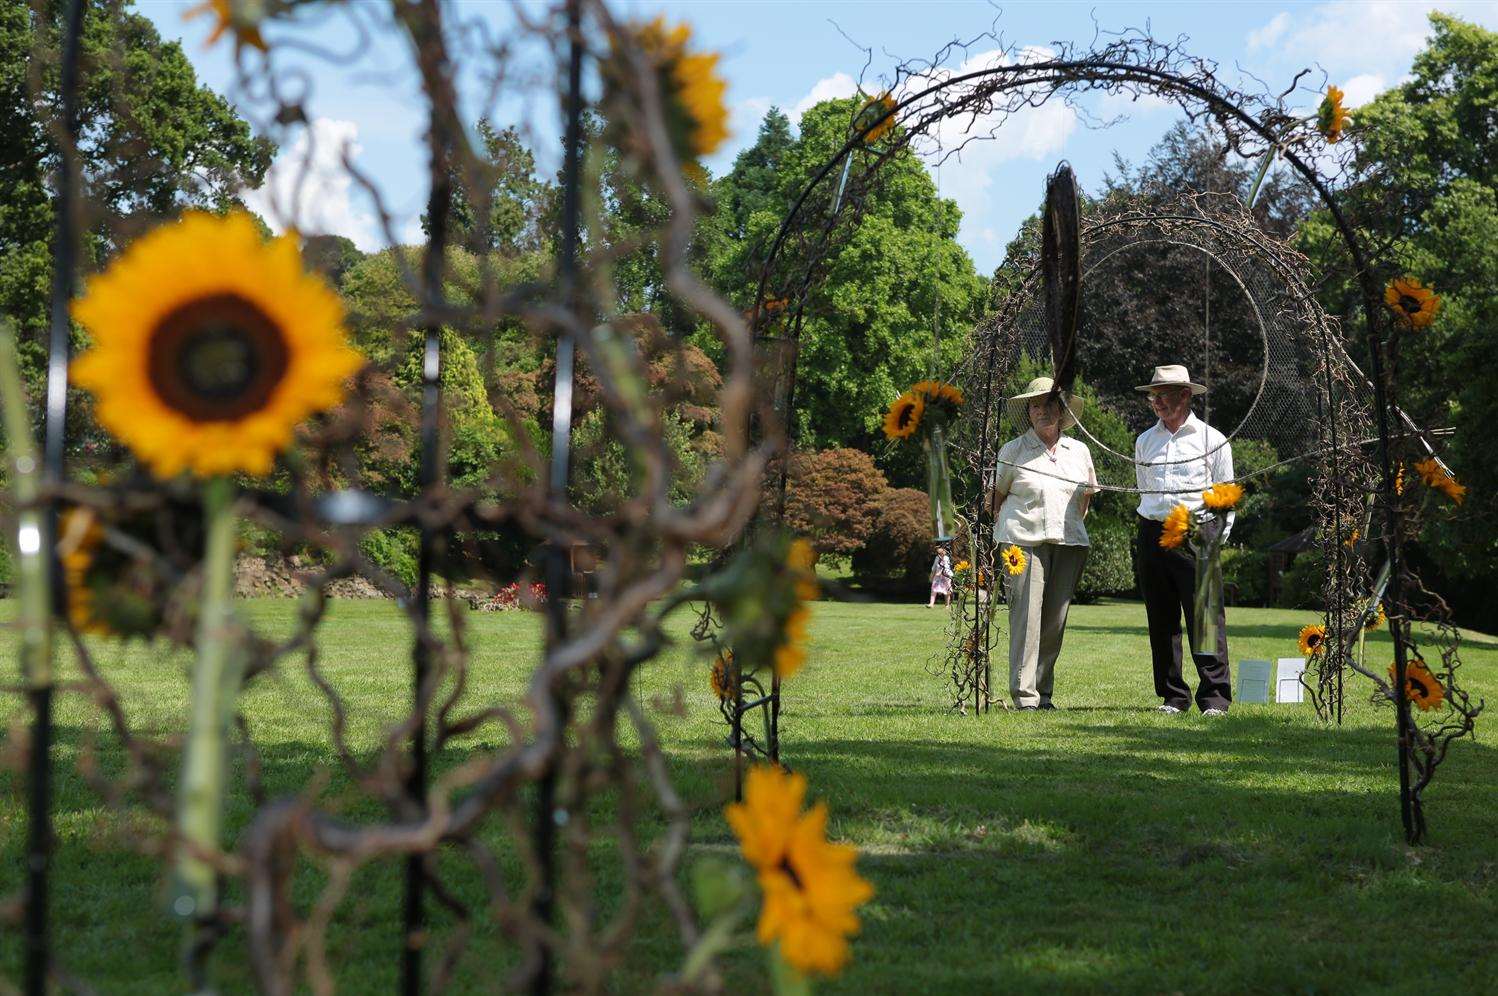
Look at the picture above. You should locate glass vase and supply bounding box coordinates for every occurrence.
[1191,516,1226,659]
[924,421,958,542]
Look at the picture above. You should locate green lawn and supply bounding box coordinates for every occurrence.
[3,597,1496,993]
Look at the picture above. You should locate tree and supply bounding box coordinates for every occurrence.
[0,0,273,384]
[426,118,553,257]
[993,123,1315,435]
[706,98,987,481]
[1298,14,1498,622]
[851,486,933,590]
[779,448,889,559]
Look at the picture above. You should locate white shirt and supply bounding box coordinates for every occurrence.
[990,430,1098,547]
[1135,412,1235,537]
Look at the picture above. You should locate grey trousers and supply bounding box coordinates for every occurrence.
[1006,543,1089,707]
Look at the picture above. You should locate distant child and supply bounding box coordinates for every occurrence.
[928,544,954,608]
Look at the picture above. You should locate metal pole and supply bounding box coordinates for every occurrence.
[533,2,584,990]
[28,0,85,991]
[403,0,455,988]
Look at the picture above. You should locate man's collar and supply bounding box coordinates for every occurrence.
[1154,411,1200,436]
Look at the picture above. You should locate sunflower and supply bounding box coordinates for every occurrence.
[1394,463,1406,497]
[1365,604,1386,631]
[726,765,874,977]
[1001,545,1027,576]
[1298,623,1327,657]
[1344,527,1361,548]
[1383,276,1442,330]
[770,539,818,679]
[855,92,897,144]
[57,509,109,636]
[912,379,965,407]
[1317,85,1349,143]
[1388,657,1445,712]
[1413,457,1466,504]
[953,560,970,573]
[1159,504,1191,550]
[629,17,729,162]
[1201,482,1244,512]
[57,508,172,639]
[186,0,267,54]
[882,391,925,440]
[71,212,361,479]
[711,651,734,701]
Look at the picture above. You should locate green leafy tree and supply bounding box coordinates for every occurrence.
[707,98,986,481]
[0,0,272,385]
[426,118,553,257]
[1298,13,1498,620]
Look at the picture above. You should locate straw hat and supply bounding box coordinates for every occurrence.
[1006,376,1076,431]
[1134,364,1206,395]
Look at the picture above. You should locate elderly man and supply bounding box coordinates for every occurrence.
[1134,365,1233,716]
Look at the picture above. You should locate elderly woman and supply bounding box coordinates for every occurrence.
[988,376,1098,710]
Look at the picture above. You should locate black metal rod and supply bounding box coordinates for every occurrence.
[28,0,85,991]
[403,0,456,988]
[532,3,584,991]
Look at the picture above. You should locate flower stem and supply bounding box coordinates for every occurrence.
[172,475,243,924]
[0,323,51,687]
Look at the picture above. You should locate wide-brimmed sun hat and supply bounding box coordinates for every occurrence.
[1007,376,1077,431]
[1134,364,1207,395]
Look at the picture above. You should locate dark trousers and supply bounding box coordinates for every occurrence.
[1136,515,1231,712]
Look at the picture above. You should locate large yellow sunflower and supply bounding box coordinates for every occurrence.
[1317,85,1348,143]
[186,0,268,54]
[1413,457,1466,505]
[1365,604,1386,632]
[855,92,897,144]
[1001,545,1027,576]
[1298,623,1327,657]
[882,391,925,440]
[1389,657,1445,712]
[634,17,729,160]
[726,765,874,978]
[1159,504,1191,550]
[1201,482,1244,512]
[71,211,362,479]
[913,379,965,407]
[1384,276,1442,330]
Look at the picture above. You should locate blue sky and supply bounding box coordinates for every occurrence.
[140,0,1498,273]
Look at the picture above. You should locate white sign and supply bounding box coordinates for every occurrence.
[1276,658,1308,704]
[1237,660,1271,704]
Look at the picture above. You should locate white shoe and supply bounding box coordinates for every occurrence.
[1202,707,1228,717]
[1158,704,1183,714]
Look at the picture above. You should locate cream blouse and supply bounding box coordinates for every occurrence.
[990,430,1098,547]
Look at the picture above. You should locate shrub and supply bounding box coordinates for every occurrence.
[1075,519,1136,602]
[851,487,933,590]
[360,527,420,589]
[1280,549,1325,610]
[780,448,889,559]
[1221,547,1268,606]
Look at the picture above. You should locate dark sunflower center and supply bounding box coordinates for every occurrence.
[778,856,803,890]
[148,294,290,422]
[1407,675,1430,698]
[1399,294,1422,314]
[897,403,917,428]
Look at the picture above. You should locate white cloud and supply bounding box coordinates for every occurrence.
[243,117,387,251]
[1251,2,1465,68]
[791,72,858,123]
[1247,12,1291,50]
[892,47,1077,257]
[1339,73,1386,108]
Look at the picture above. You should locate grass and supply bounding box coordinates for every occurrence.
[2,596,1496,993]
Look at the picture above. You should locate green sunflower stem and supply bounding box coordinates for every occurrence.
[0,323,52,688]
[172,475,244,929]
[768,944,814,996]
[1245,141,1278,210]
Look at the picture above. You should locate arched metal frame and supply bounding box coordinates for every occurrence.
[747,46,1465,845]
